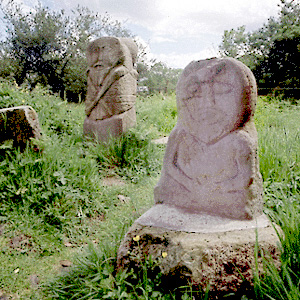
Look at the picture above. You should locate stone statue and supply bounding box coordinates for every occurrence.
[137,57,264,229]
[83,37,138,141]
[117,59,277,292]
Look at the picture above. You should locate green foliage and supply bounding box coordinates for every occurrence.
[219,26,248,60]
[255,98,300,184]
[1,81,300,299]
[137,61,182,95]
[0,2,181,102]
[44,242,203,300]
[89,130,163,183]
[254,198,300,300]
[0,80,166,231]
[219,0,300,98]
[0,82,101,226]
[0,1,133,101]
[219,0,300,62]
[136,93,178,135]
[253,34,300,99]
[252,97,300,299]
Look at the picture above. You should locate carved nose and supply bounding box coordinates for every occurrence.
[201,85,214,108]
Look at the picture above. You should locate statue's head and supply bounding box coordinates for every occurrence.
[86,37,138,70]
[176,58,257,144]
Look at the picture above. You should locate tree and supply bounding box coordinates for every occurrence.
[219,0,300,98]
[0,1,133,101]
[137,60,182,94]
[253,34,300,98]
[219,1,300,63]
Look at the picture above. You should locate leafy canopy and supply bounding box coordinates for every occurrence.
[219,0,300,99]
[0,1,133,101]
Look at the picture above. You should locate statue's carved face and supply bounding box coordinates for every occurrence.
[87,39,123,68]
[177,59,245,144]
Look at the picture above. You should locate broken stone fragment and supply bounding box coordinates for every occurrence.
[0,106,41,150]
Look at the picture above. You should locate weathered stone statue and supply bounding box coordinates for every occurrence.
[117,58,279,293]
[83,37,138,141]
[136,57,264,231]
[152,57,263,221]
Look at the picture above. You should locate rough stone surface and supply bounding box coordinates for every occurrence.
[83,106,136,142]
[136,204,270,233]
[152,136,169,145]
[29,274,39,288]
[151,57,263,222]
[117,58,278,293]
[83,37,138,141]
[117,222,280,293]
[0,106,41,150]
[102,177,125,186]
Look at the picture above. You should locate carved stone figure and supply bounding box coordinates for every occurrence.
[138,57,264,226]
[117,58,277,292]
[83,37,138,141]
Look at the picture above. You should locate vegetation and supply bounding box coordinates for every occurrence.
[0,0,299,299]
[0,1,133,102]
[0,81,299,299]
[0,1,181,101]
[219,0,300,99]
[137,61,182,95]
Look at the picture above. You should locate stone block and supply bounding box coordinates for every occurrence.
[0,106,41,150]
[117,220,280,294]
[83,106,136,142]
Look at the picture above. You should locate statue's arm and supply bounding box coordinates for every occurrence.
[85,66,128,116]
[160,128,194,189]
[220,131,254,190]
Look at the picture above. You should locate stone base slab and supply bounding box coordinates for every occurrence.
[117,216,280,294]
[0,106,41,150]
[83,107,136,142]
[136,204,270,233]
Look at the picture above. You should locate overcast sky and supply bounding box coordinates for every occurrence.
[1,0,281,68]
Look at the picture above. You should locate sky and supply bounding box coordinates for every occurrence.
[0,0,282,69]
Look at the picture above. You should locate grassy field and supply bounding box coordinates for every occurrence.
[0,81,299,299]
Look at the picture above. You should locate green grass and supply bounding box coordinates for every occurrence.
[0,82,170,299]
[253,97,300,300]
[136,92,178,136]
[0,81,300,299]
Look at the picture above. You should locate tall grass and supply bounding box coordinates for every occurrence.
[136,93,177,136]
[1,81,300,299]
[89,130,164,183]
[253,97,300,300]
[0,82,169,298]
[255,197,300,300]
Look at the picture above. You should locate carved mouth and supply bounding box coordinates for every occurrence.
[197,109,224,124]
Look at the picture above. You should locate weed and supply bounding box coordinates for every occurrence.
[1,81,300,299]
[89,129,164,182]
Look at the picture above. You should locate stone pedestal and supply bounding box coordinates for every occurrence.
[117,214,280,294]
[83,107,136,142]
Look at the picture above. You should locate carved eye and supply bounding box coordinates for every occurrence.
[186,79,202,99]
[91,46,99,54]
